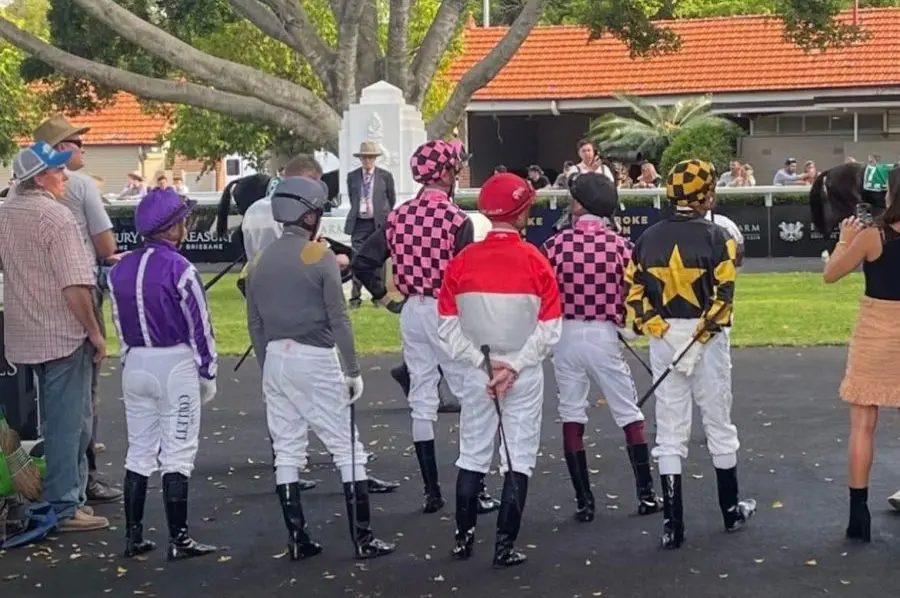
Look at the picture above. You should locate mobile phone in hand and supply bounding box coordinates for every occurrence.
[856,202,874,227]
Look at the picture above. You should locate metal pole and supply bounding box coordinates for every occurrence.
[483,0,490,26]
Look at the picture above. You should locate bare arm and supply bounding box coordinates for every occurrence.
[824,227,880,283]
[92,229,117,260]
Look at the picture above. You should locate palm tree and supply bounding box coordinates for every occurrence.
[587,94,741,164]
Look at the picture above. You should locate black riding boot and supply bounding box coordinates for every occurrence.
[452,469,482,559]
[493,472,529,569]
[123,470,156,558]
[627,444,663,515]
[276,483,323,560]
[414,440,445,513]
[659,474,685,550]
[162,473,217,561]
[563,450,595,522]
[715,466,757,532]
[342,481,396,559]
[846,487,871,542]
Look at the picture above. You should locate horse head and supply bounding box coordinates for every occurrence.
[809,162,864,233]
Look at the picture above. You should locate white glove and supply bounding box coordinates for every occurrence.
[345,375,364,405]
[200,377,217,404]
[618,326,638,342]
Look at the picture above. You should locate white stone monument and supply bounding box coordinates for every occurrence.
[338,81,427,206]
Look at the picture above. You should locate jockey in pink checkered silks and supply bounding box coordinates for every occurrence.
[351,139,501,515]
[541,172,663,522]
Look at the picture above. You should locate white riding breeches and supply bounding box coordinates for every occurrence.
[400,296,470,428]
[552,319,643,428]
[649,319,739,475]
[456,363,544,478]
[263,340,367,483]
[123,345,201,478]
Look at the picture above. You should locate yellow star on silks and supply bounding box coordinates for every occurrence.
[646,245,706,308]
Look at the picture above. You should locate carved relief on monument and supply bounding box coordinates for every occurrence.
[365,113,400,167]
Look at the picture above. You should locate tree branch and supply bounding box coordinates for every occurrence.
[71,0,333,125]
[332,0,367,109]
[227,0,295,48]
[0,17,339,152]
[425,0,549,139]
[354,1,383,95]
[385,0,410,91]
[408,0,466,107]
[247,0,337,92]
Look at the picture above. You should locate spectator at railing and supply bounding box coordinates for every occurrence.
[173,175,190,195]
[554,161,574,188]
[801,160,818,184]
[742,164,757,186]
[718,160,756,187]
[632,162,661,188]
[120,171,147,200]
[566,139,614,182]
[773,158,806,185]
[156,174,170,190]
[612,162,633,188]
[527,164,550,190]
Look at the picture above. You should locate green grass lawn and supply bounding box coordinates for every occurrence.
[102,272,863,356]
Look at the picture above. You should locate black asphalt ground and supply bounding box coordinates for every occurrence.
[2,348,900,598]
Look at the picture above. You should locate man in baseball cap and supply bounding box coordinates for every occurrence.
[108,187,218,562]
[12,140,72,191]
[438,172,562,568]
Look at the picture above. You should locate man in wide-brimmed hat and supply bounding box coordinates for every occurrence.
[34,114,124,505]
[121,171,147,199]
[344,140,396,308]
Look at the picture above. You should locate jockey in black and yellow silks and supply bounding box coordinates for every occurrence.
[623,158,756,551]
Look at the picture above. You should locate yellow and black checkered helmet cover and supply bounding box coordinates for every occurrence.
[666,159,718,206]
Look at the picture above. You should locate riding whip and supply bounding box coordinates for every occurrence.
[233,344,254,372]
[204,253,245,292]
[349,396,359,555]
[617,331,652,376]
[480,345,521,513]
[636,301,731,409]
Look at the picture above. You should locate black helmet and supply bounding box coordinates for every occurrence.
[568,171,619,218]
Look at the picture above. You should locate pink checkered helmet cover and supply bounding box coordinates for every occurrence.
[409,139,464,185]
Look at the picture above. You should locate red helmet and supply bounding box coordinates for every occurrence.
[477,173,536,222]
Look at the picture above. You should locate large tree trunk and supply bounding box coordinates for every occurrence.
[0,0,551,149]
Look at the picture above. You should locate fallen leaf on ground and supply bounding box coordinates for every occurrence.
[772,501,784,509]
[433,575,445,582]
[217,556,232,563]
[754,558,765,564]
[804,559,817,566]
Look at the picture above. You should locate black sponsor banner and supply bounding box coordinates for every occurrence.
[0,312,39,440]
[712,205,770,259]
[523,204,661,247]
[111,215,243,263]
[770,204,838,258]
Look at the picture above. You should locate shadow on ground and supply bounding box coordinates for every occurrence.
[2,347,899,598]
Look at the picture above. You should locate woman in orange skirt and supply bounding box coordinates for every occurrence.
[824,166,900,543]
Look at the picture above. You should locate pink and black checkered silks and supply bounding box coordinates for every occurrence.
[385,188,468,297]
[542,222,633,326]
[409,140,463,185]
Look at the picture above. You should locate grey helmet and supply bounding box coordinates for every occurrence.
[270,176,330,224]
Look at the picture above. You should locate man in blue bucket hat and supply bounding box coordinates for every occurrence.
[107,187,218,561]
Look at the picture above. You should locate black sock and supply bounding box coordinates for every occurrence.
[849,487,868,504]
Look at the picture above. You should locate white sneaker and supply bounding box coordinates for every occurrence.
[888,489,900,511]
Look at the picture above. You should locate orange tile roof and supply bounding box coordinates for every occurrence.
[449,8,900,101]
[67,92,171,145]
